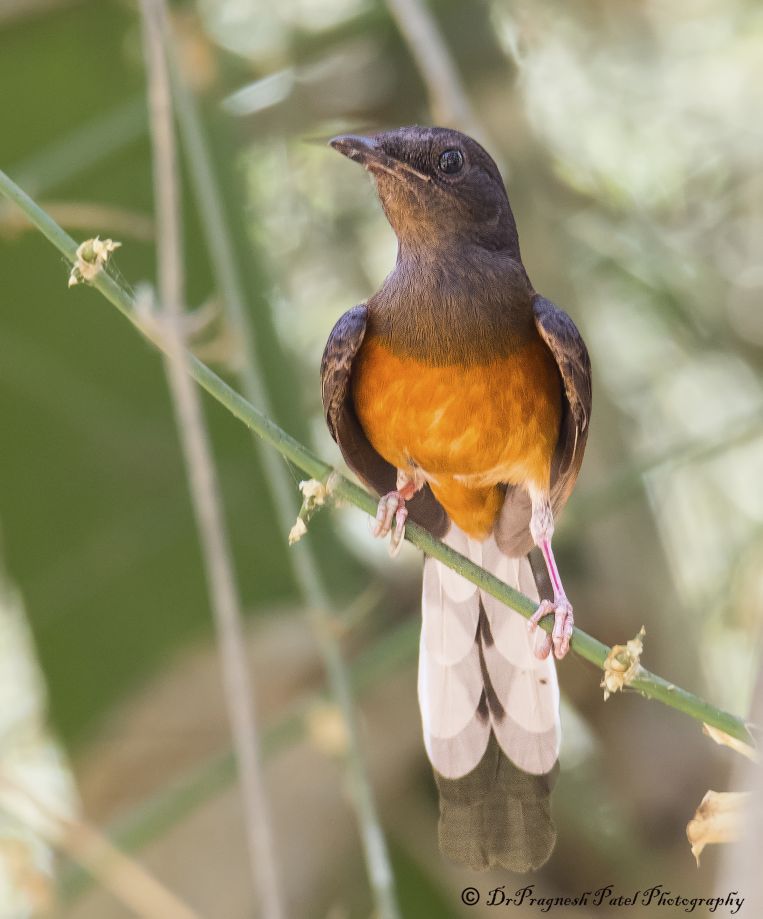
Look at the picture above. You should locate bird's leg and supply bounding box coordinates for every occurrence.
[372,468,423,557]
[527,488,574,660]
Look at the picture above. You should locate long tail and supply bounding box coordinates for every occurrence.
[418,526,560,872]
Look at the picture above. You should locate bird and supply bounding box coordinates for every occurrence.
[321,126,591,872]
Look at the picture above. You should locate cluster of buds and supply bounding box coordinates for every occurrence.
[288,476,338,545]
[600,626,645,700]
[68,237,121,288]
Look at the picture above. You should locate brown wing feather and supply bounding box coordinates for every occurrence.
[321,305,368,442]
[320,305,449,536]
[495,295,592,556]
[533,295,592,504]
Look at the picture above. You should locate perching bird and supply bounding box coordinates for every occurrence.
[321,126,591,871]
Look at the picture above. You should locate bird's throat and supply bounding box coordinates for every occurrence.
[368,248,536,365]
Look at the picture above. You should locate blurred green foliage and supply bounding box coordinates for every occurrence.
[0,0,357,744]
[1,0,762,916]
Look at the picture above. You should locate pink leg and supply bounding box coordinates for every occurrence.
[372,475,419,557]
[527,491,574,660]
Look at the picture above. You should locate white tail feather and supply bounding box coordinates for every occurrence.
[422,708,491,779]
[418,640,485,738]
[418,526,561,779]
[421,561,479,664]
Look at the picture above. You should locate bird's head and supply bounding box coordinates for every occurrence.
[330,125,519,258]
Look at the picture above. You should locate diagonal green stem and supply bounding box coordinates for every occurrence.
[139,3,284,915]
[0,167,752,749]
[158,14,400,918]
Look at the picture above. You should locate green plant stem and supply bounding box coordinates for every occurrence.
[158,12,400,919]
[385,0,481,137]
[0,168,752,748]
[139,4,284,916]
[5,96,146,201]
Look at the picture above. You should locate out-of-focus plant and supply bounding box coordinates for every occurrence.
[2,0,761,912]
[0,546,77,916]
[491,0,763,713]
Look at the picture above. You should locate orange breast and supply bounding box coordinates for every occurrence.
[351,336,562,537]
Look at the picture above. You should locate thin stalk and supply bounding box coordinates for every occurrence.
[0,169,752,746]
[139,4,283,917]
[0,772,201,919]
[5,96,146,200]
[159,12,400,918]
[61,615,419,905]
[385,0,487,144]
[568,411,763,527]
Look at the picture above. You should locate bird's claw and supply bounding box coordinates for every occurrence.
[372,491,408,557]
[528,596,574,660]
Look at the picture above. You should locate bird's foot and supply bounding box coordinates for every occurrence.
[528,595,574,661]
[372,490,412,557]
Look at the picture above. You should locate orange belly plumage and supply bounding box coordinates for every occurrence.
[351,336,562,538]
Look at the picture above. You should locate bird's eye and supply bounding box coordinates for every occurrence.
[438,149,464,174]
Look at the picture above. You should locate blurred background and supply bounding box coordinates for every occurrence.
[0,0,761,916]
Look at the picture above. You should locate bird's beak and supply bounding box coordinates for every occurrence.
[329,134,382,165]
[329,134,430,182]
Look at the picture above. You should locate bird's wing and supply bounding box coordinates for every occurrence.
[495,295,592,557]
[532,294,592,508]
[321,304,449,536]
